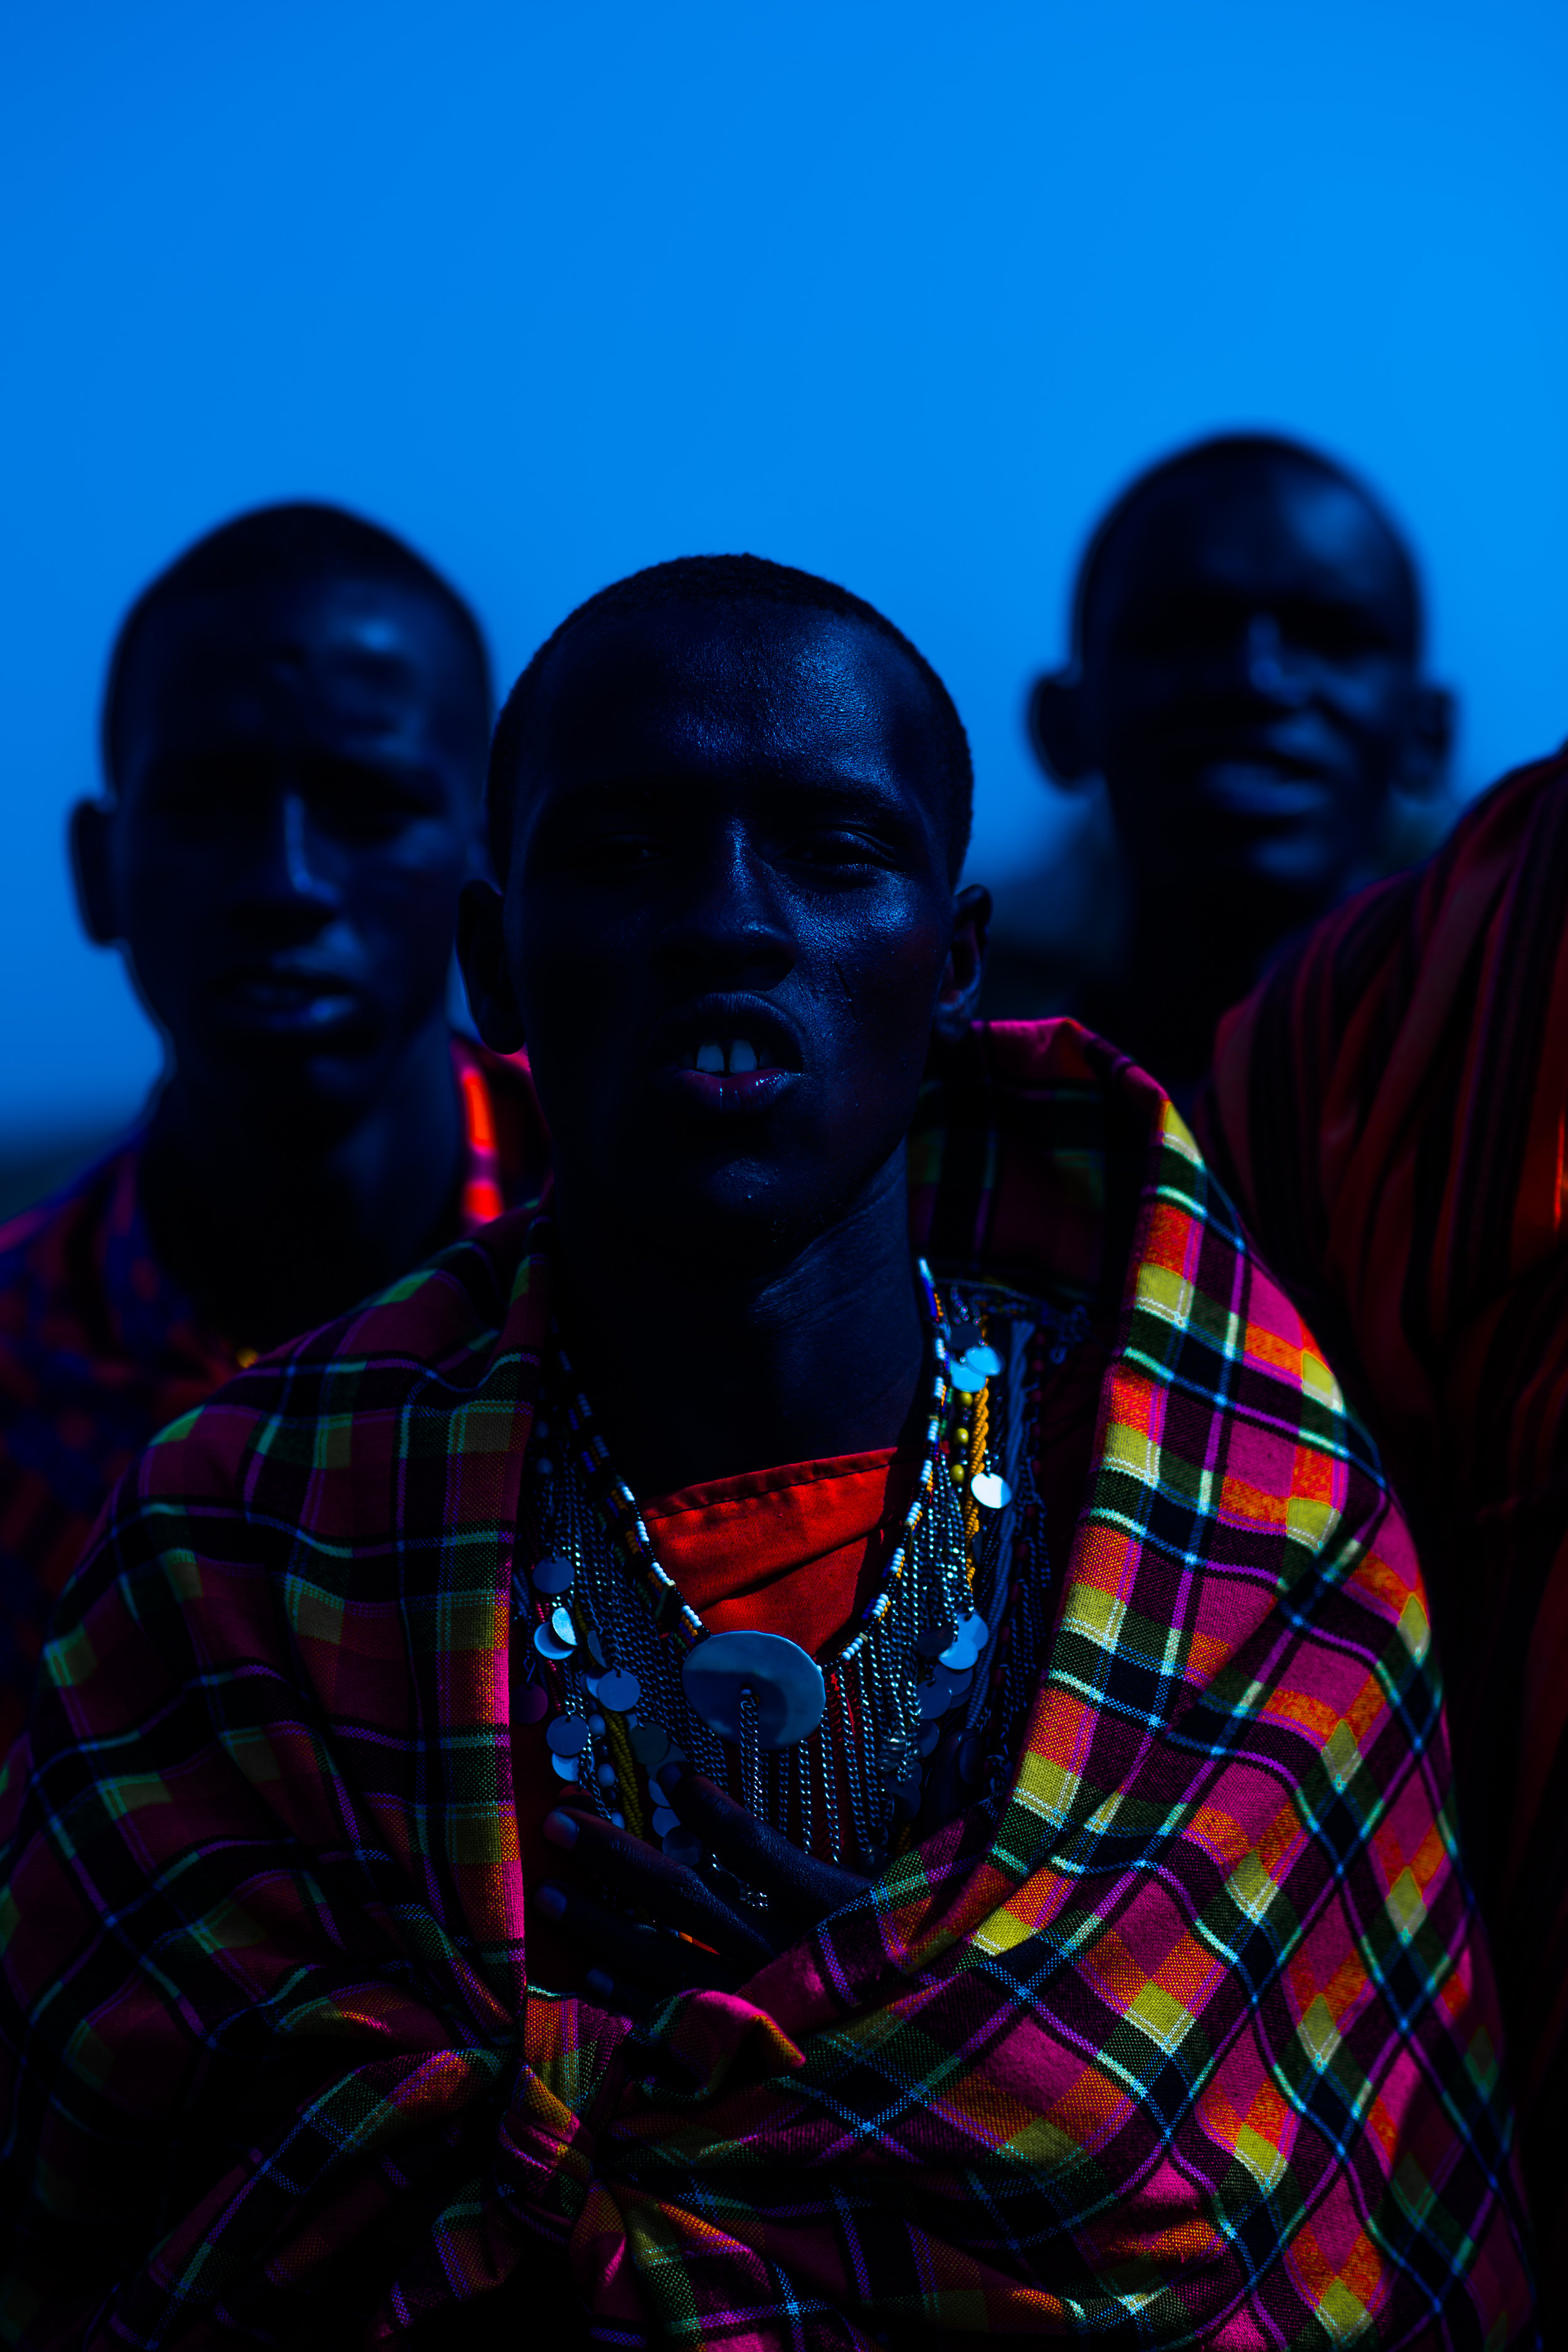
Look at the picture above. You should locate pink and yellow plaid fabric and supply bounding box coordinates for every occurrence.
[0,1022,1532,2346]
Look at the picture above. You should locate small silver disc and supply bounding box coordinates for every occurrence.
[651,1806,680,1837]
[549,1606,578,1647]
[681,1629,826,1749]
[531,1556,574,1595]
[970,1470,1013,1511]
[950,1361,988,1395]
[534,1623,575,1663]
[512,1679,549,1724]
[549,1752,580,1782]
[596,1669,641,1714]
[545,1717,590,1757]
[629,1720,669,1767]
[956,1342,1003,1379]
[939,1613,988,1670]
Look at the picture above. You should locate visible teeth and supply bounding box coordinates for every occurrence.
[728,1039,758,1073]
[694,1041,725,1073]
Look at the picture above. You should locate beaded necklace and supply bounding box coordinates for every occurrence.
[511,1264,1081,1875]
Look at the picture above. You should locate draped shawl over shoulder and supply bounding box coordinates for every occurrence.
[1207,746,1568,2316]
[0,1023,1530,2348]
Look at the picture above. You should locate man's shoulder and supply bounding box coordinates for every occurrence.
[129,1205,539,1511]
[0,1142,139,1377]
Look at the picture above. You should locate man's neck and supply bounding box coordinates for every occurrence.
[140,1014,463,1351]
[553,1151,926,1500]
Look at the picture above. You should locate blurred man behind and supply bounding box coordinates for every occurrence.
[1022,432,1453,1102]
[0,503,546,1747]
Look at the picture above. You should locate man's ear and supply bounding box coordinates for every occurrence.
[931,884,991,1044]
[1397,684,1456,800]
[70,800,121,946]
[1027,671,1094,787]
[457,877,527,1054]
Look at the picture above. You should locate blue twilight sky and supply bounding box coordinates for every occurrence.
[2,0,1565,1138]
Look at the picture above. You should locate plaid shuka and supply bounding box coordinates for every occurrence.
[1207,744,1568,2319]
[0,1036,549,1758]
[0,1023,1531,2347]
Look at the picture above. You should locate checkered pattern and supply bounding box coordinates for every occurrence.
[0,1023,1532,2346]
[0,1036,548,1757]
[1207,747,1568,2318]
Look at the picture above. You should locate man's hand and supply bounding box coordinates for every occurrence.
[535,1760,870,2012]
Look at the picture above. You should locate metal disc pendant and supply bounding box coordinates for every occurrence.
[939,1613,988,1670]
[950,1360,988,1395]
[681,1629,827,1750]
[970,1470,1012,1510]
[595,1669,641,1714]
[534,1622,575,1662]
[531,1556,574,1595]
[629,1720,669,1767]
[512,1680,549,1725]
[546,1717,590,1757]
[956,1342,1002,1380]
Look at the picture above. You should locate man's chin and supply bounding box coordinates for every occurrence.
[186,1030,391,1135]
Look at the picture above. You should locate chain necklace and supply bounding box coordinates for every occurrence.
[510,1263,1083,1877]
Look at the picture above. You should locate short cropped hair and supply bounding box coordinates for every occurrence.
[102,501,492,787]
[1073,432,1424,658]
[486,554,974,881]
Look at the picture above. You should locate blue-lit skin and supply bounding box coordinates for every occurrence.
[72,574,489,1346]
[460,595,990,2003]
[1029,445,1453,1093]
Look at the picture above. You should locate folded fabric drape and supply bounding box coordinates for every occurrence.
[1208,746,1568,2320]
[0,1024,1530,2346]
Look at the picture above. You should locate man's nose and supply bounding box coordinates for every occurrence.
[1240,613,1310,707]
[659,830,795,987]
[233,790,341,923]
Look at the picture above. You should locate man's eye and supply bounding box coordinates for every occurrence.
[788,832,889,867]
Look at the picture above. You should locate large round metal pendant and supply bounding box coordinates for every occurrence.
[681,1629,827,1750]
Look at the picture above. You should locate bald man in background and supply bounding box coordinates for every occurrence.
[0,504,546,1749]
[1012,433,1454,1103]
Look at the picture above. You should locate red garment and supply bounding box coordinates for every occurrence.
[1205,744,1568,2308]
[0,1038,549,1753]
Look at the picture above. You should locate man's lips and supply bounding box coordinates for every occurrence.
[211,970,363,1032]
[644,998,805,1113]
[656,1062,800,1112]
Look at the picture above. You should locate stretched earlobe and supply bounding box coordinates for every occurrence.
[70,800,120,946]
[456,877,527,1055]
[1027,672,1094,788]
[932,884,991,1044]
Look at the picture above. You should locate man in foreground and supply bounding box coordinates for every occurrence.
[0,558,1528,2345]
[1018,433,1454,1101]
[1207,737,1568,2325]
[0,503,546,1748]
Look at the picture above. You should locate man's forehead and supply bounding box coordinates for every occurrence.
[1093,456,1412,615]
[122,575,483,751]
[531,601,935,776]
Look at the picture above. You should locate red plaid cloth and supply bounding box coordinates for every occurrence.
[0,1036,548,1754]
[0,1022,1532,2346]
[1208,744,1568,2316]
